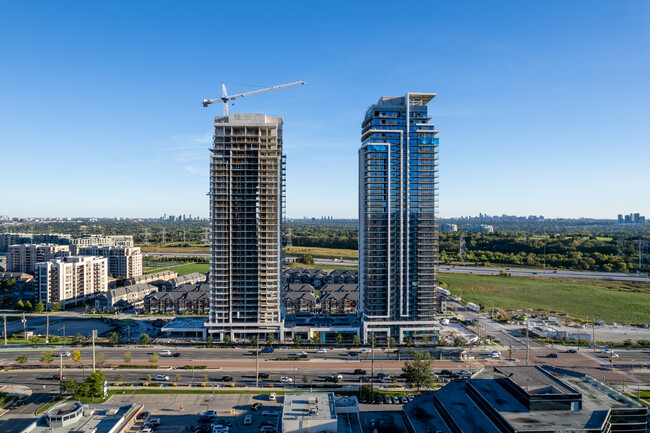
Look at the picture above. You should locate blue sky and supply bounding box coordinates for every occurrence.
[1,1,648,219]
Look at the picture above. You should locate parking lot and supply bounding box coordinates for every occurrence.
[108,392,283,433]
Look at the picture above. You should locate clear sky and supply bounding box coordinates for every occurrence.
[1,1,648,219]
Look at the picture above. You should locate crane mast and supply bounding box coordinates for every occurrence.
[203,80,306,115]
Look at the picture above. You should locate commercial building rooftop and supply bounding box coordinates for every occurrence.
[23,402,142,433]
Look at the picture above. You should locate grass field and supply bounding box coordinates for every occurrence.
[141,246,209,254]
[286,263,359,271]
[439,273,650,324]
[285,246,358,260]
[144,263,209,276]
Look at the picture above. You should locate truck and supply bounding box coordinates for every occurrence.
[466,302,480,312]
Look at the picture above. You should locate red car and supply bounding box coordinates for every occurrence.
[53,374,66,380]
[251,403,263,410]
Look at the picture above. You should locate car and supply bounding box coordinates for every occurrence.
[137,428,153,433]
[316,348,327,354]
[279,376,293,383]
[327,374,343,381]
[212,425,229,432]
[269,392,276,400]
[603,348,613,354]
[59,351,71,357]
[158,350,172,356]
[374,396,382,404]
[260,427,275,433]
[262,409,279,416]
[359,376,370,382]
[377,372,389,379]
[295,351,308,357]
[52,374,66,380]
[221,376,233,382]
[261,347,274,353]
[154,375,169,381]
[546,353,558,358]
[381,376,393,383]
[172,352,181,357]
[439,370,453,377]
[243,415,252,425]
[200,410,218,418]
[258,372,270,378]
[384,395,391,404]
[197,416,214,425]
[260,421,274,427]
[354,369,367,375]
[148,418,161,426]
[399,396,408,404]
[348,351,358,356]
[459,369,471,376]
[252,403,263,410]
[217,420,231,427]
[137,411,150,420]
[566,349,577,353]
[407,394,415,401]
[141,423,154,431]
[392,396,399,404]
[488,351,500,358]
[360,348,372,354]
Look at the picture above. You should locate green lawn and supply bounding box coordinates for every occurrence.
[144,263,209,276]
[439,273,650,324]
[285,246,358,260]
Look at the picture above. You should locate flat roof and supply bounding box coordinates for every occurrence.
[28,402,140,433]
[282,392,336,421]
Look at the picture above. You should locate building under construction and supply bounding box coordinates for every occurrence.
[206,113,285,341]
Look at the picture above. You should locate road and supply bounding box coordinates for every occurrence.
[145,252,649,282]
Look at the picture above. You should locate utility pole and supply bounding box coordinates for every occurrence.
[526,327,529,366]
[3,314,6,346]
[46,315,49,344]
[370,331,375,392]
[59,353,63,396]
[92,330,97,372]
[21,312,26,340]
[592,319,596,351]
[255,334,259,388]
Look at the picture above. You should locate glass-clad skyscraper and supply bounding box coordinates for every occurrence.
[359,93,441,343]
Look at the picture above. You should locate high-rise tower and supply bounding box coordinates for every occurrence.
[359,93,441,344]
[206,113,285,342]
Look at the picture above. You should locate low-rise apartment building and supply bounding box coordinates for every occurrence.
[123,270,177,287]
[6,244,70,274]
[69,234,133,254]
[144,282,209,315]
[285,284,318,314]
[78,246,142,278]
[320,284,359,314]
[161,272,207,291]
[95,283,158,312]
[35,256,108,307]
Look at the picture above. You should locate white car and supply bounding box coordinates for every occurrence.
[360,348,371,354]
[280,376,293,383]
[295,351,308,357]
[154,375,169,381]
[158,350,172,356]
[137,429,153,433]
[243,415,252,425]
[269,392,276,400]
[381,376,393,383]
[59,351,71,357]
[328,374,343,381]
[488,351,500,358]
[316,348,327,354]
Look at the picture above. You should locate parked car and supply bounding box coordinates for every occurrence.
[261,347,274,353]
[154,375,169,381]
[260,421,274,427]
[439,370,453,377]
[260,427,275,433]
[200,410,217,418]
[158,350,172,356]
[217,420,231,427]
[316,348,327,354]
[384,395,391,404]
[459,369,471,377]
[137,411,150,420]
[406,394,415,401]
[258,372,270,379]
[392,396,400,404]
[137,428,153,433]
[399,395,408,404]
[148,418,161,427]
[488,351,500,358]
[262,409,279,416]
[52,374,65,380]
[279,376,293,383]
[252,403,263,411]
[354,369,367,375]
[269,392,276,400]
[221,376,233,382]
[243,415,252,425]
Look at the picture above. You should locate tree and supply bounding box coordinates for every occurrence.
[117,374,124,382]
[402,350,436,391]
[147,374,152,381]
[293,335,302,347]
[123,352,132,363]
[223,334,231,344]
[296,254,315,265]
[108,332,119,346]
[250,335,258,346]
[34,301,45,313]
[453,337,465,347]
[140,333,151,345]
[15,300,24,311]
[302,375,308,384]
[389,337,397,348]
[77,370,106,398]
[52,302,62,312]
[16,355,27,365]
[72,333,84,346]
[175,374,182,382]
[149,352,158,364]
[352,335,361,347]
[61,378,78,395]
[24,301,33,311]
[205,336,214,347]
[96,352,108,367]
[266,334,275,345]
[311,335,320,345]
[40,352,54,365]
[405,336,413,347]
[335,332,343,346]
[331,375,339,384]
[72,350,82,366]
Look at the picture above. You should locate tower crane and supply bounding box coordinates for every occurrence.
[203,80,306,115]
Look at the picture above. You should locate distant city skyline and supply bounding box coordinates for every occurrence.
[1,2,648,219]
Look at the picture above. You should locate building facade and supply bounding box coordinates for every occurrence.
[70,235,133,254]
[359,93,441,343]
[6,244,70,274]
[206,113,285,341]
[78,246,142,278]
[34,256,108,307]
